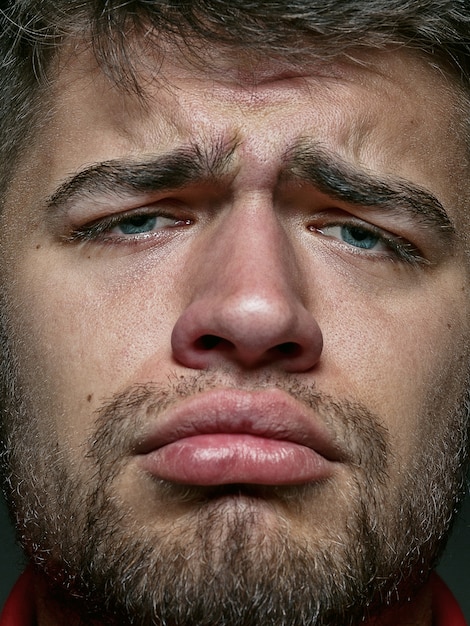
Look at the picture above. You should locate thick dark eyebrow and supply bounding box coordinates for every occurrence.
[46,140,236,213]
[283,140,455,238]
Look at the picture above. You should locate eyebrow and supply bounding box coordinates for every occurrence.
[47,135,455,241]
[46,139,237,213]
[283,140,455,237]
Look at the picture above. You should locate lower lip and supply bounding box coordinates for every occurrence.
[140,434,334,486]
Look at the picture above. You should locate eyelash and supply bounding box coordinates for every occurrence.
[308,220,427,266]
[65,208,427,267]
[66,210,193,244]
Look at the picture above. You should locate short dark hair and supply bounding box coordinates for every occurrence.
[0,0,469,196]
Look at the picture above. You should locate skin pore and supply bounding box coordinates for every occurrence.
[0,41,470,626]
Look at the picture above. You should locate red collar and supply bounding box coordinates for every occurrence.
[0,569,35,626]
[1,569,467,626]
[432,574,467,626]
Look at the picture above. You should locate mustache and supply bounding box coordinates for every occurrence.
[87,372,390,481]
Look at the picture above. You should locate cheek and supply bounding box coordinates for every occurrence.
[319,274,470,468]
[5,232,470,472]
[4,248,188,446]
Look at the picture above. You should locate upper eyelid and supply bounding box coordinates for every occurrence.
[307,206,427,240]
[312,220,407,245]
[67,197,192,224]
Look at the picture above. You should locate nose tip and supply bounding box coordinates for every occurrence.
[171,294,323,372]
[171,197,324,373]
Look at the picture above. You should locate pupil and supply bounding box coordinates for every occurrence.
[129,216,149,227]
[349,227,368,241]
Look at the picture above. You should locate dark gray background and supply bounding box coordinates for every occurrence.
[0,492,469,617]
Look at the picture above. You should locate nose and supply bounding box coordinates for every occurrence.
[171,200,323,372]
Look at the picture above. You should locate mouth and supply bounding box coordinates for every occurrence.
[136,388,345,487]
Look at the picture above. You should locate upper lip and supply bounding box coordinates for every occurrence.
[135,387,346,462]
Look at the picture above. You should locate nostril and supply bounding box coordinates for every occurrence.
[275,342,301,357]
[196,334,224,350]
[196,336,302,356]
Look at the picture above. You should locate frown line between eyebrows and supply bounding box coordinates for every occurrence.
[283,140,456,238]
[45,140,238,215]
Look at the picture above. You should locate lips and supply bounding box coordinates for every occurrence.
[136,388,344,486]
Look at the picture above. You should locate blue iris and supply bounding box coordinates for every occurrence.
[341,225,379,250]
[118,215,157,235]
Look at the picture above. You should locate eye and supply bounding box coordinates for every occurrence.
[111,214,175,235]
[68,208,193,243]
[318,224,388,252]
[309,219,425,265]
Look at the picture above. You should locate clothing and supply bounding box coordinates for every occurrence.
[0,569,467,625]
[432,575,468,626]
[0,570,35,626]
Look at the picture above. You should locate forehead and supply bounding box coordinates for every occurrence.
[8,42,470,227]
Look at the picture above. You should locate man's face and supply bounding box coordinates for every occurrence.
[1,44,470,625]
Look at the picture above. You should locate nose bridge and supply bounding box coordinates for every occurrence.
[202,193,298,306]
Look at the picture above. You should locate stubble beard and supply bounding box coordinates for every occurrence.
[1,365,469,626]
